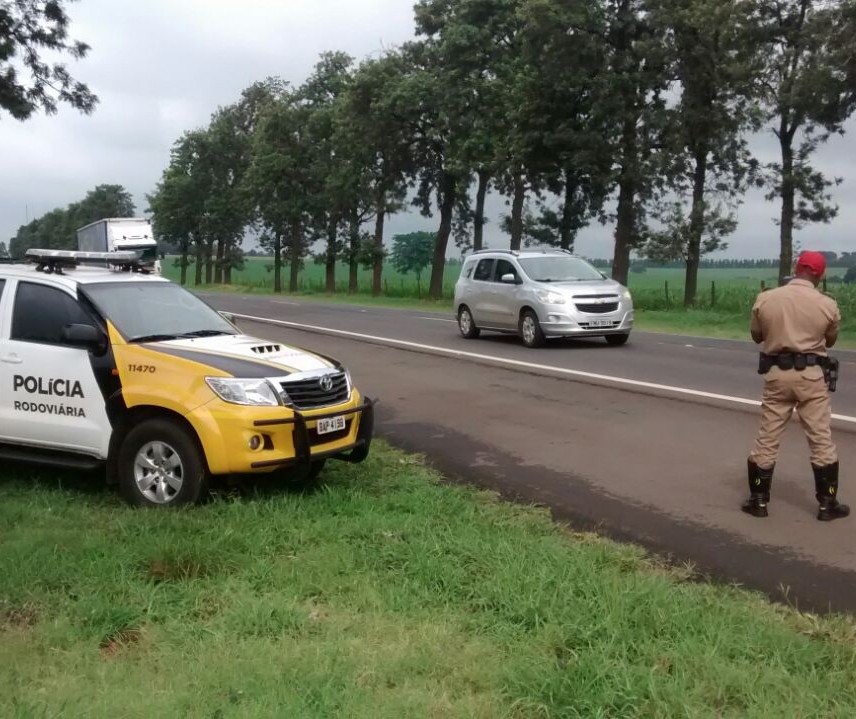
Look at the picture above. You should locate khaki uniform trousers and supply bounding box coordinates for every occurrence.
[749,366,837,469]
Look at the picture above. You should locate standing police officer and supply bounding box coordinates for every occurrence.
[743,251,849,522]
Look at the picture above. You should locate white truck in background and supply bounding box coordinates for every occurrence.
[76,218,161,275]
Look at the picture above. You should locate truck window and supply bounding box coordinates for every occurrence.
[11,283,94,346]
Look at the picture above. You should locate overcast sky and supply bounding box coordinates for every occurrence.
[2,0,855,260]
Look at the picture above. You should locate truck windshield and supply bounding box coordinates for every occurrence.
[518,257,605,283]
[83,282,238,342]
[123,245,158,263]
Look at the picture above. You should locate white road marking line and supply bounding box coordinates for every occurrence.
[420,317,457,323]
[230,312,856,425]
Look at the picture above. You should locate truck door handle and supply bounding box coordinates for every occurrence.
[1,354,22,364]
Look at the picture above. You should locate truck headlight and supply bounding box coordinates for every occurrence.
[535,290,566,305]
[205,378,282,406]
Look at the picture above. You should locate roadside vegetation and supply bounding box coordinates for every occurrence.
[171,257,856,344]
[3,443,856,717]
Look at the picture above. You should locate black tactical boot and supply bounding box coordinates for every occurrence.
[813,462,850,522]
[742,460,773,518]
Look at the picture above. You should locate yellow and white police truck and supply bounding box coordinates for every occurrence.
[0,250,374,507]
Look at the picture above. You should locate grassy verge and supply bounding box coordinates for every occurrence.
[2,443,856,717]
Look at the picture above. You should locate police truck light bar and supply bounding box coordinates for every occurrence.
[25,249,142,274]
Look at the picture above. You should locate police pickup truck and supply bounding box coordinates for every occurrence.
[0,250,374,507]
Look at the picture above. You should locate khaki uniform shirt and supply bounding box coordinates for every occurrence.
[751,279,840,356]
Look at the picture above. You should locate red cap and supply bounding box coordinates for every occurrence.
[795,251,826,278]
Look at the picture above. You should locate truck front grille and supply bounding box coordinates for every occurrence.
[280,372,350,410]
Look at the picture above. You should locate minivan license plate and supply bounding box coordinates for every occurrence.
[317,416,346,435]
[589,320,613,328]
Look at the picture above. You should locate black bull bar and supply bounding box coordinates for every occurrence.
[248,398,375,470]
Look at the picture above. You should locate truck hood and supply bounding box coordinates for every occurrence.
[143,334,336,378]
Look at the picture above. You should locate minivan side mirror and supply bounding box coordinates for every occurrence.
[61,323,105,352]
[501,273,519,285]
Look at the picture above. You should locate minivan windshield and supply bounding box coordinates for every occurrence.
[518,256,605,283]
[84,282,238,342]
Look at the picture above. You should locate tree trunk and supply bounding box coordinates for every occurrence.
[204,241,214,285]
[429,171,457,300]
[194,241,204,286]
[612,178,634,285]
[473,169,490,252]
[289,221,302,293]
[509,173,526,251]
[349,214,359,294]
[612,116,638,286]
[684,149,708,308]
[372,200,386,297]
[273,232,282,294]
[214,238,224,284]
[326,217,337,293]
[179,239,188,286]
[559,170,576,251]
[778,129,796,285]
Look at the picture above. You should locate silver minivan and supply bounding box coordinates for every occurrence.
[453,249,634,348]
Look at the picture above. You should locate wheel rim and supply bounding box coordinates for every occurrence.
[460,310,473,335]
[522,316,536,344]
[134,441,184,504]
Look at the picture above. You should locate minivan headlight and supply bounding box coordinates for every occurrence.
[205,377,282,406]
[535,290,566,305]
[621,289,632,301]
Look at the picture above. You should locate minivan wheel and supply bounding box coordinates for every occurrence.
[117,418,209,507]
[520,310,546,348]
[605,333,630,347]
[458,306,480,339]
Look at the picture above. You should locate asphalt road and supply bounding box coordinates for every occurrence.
[205,294,856,614]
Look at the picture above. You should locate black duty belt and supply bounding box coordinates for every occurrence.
[758,352,826,373]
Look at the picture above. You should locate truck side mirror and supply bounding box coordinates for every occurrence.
[61,323,106,353]
[219,311,237,324]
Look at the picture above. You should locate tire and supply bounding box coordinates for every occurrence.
[117,418,209,507]
[519,309,546,348]
[605,333,630,347]
[458,306,480,339]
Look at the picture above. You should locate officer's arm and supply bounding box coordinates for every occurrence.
[750,305,764,345]
[826,304,841,348]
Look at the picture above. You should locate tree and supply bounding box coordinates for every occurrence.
[515,0,615,253]
[147,136,205,286]
[756,0,856,284]
[299,52,366,294]
[652,0,763,306]
[642,199,736,263]
[563,0,671,285]
[390,232,435,297]
[245,89,317,293]
[339,54,412,295]
[0,0,97,120]
[10,183,135,257]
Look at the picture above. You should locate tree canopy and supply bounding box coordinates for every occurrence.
[142,0,856,304]
[0,0,97,120]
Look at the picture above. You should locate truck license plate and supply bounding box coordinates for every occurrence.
[317,416,346,435]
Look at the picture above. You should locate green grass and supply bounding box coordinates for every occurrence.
[2,443,856,717]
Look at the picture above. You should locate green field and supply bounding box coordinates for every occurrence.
[3,443,856,717]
